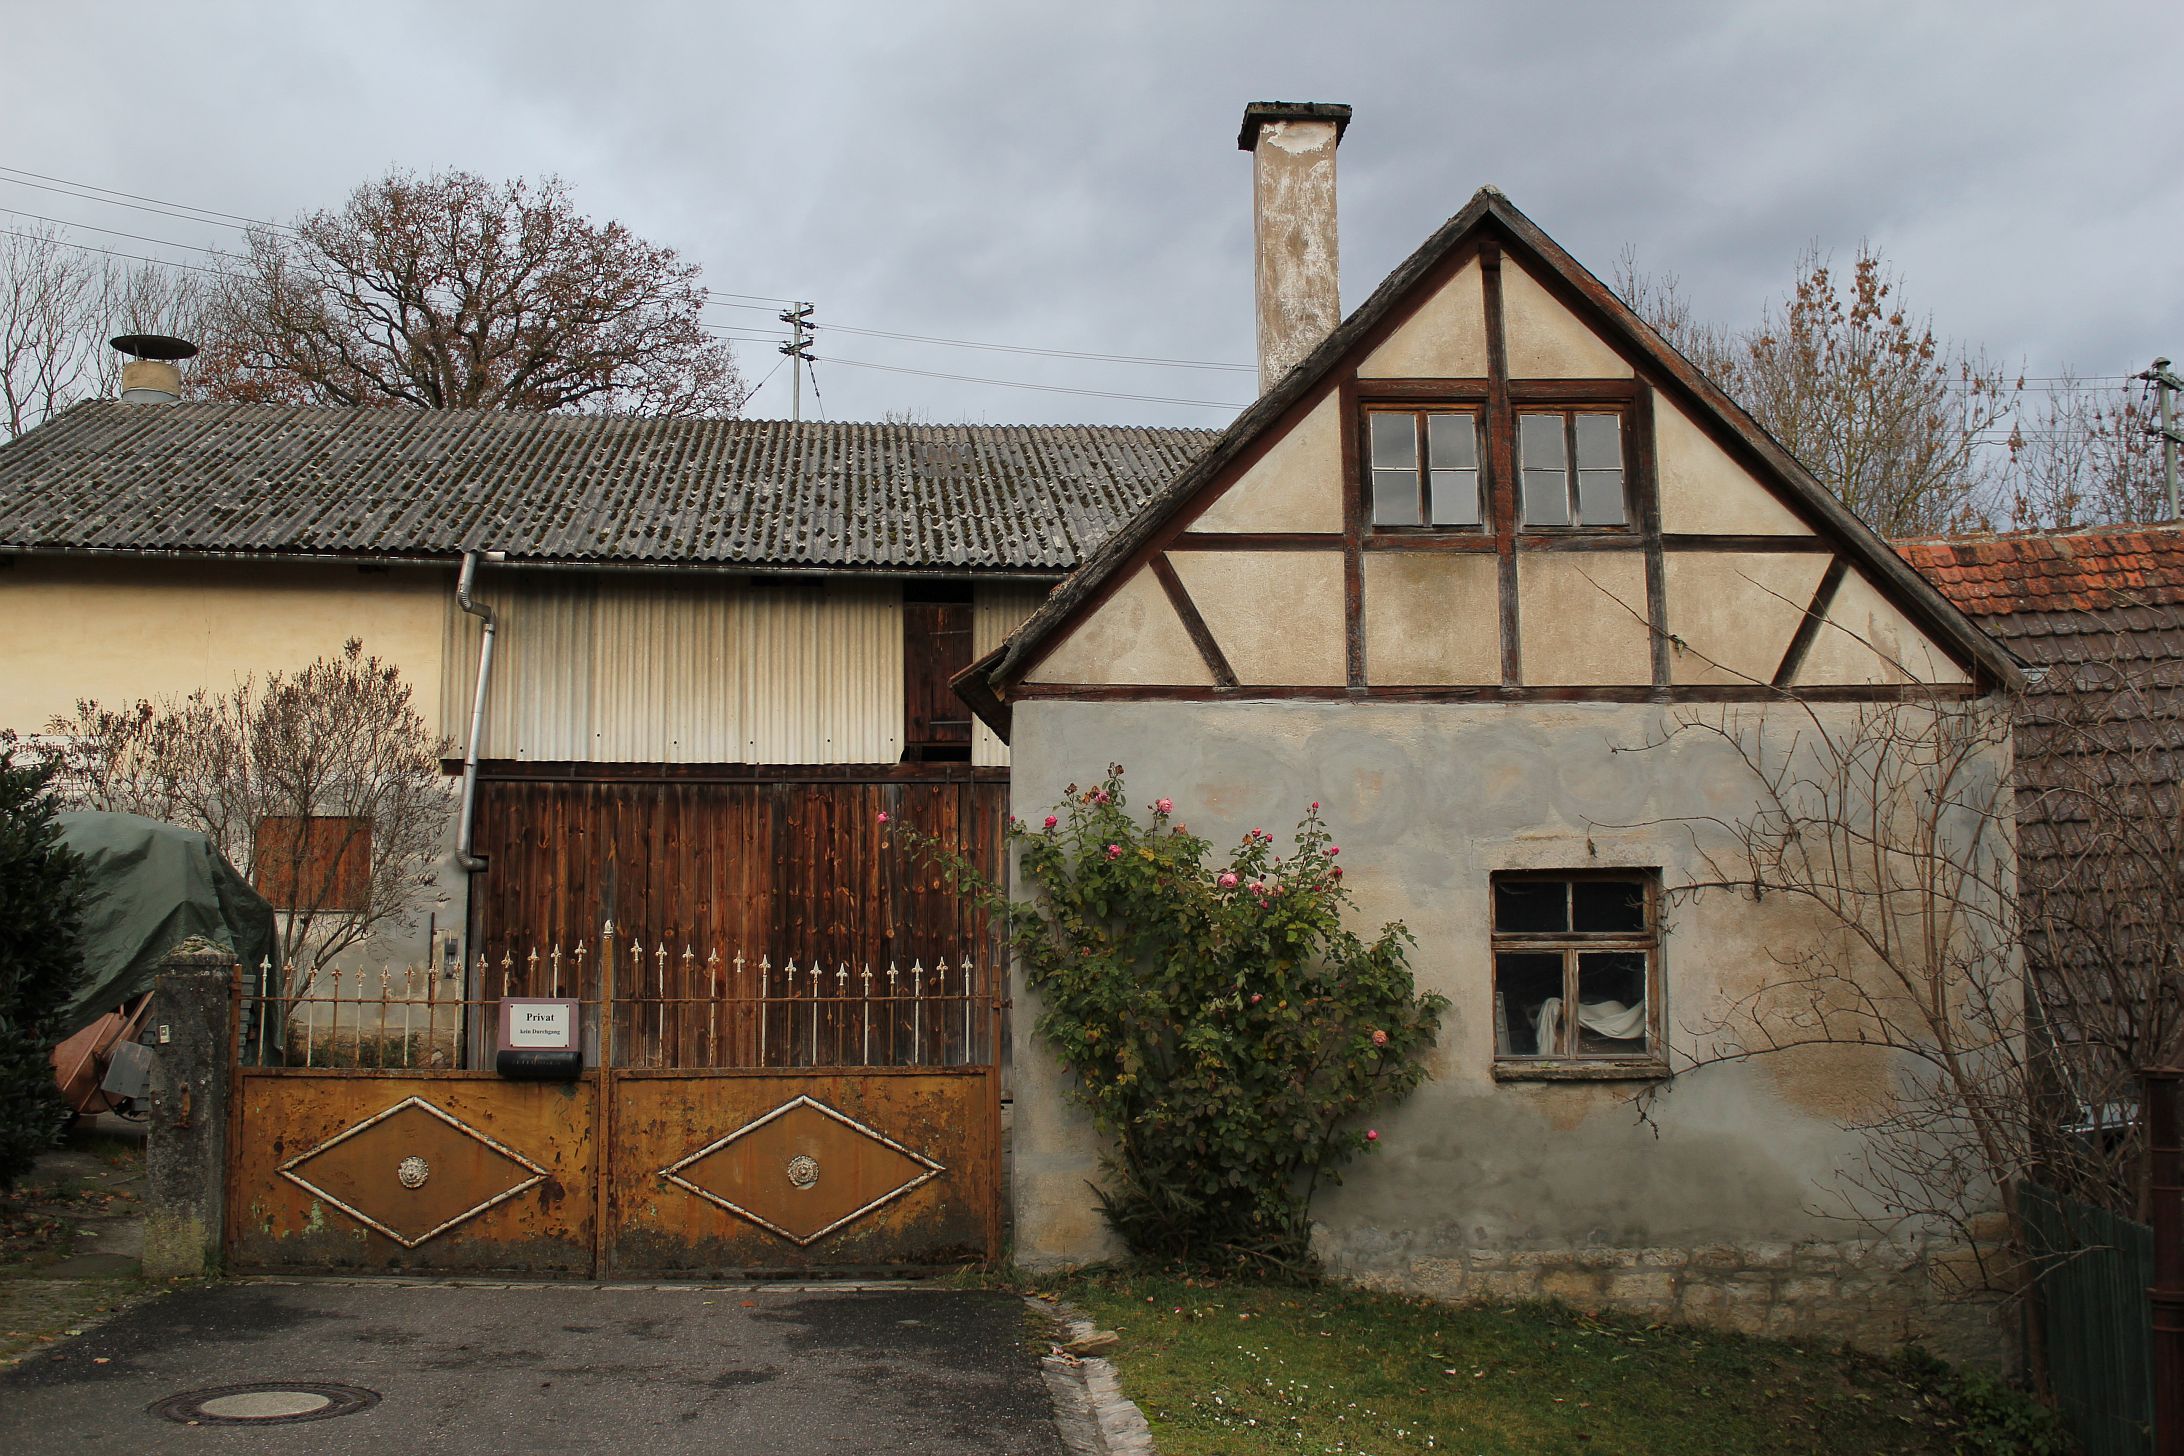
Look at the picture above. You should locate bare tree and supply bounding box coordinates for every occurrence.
[196,169,746,416]
[2004,370,2167,528]
[1618,244,2021,535]
[45,641,454,991]
[0,226,208,439]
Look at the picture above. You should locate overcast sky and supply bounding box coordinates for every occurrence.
[5,2,2177,428]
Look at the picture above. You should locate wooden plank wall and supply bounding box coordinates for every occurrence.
[468,772,1007,989]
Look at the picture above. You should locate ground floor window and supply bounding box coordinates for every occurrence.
[1491,870,1662,1074]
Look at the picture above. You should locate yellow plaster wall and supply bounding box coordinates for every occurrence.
[1654,395,1814,537]
[1356,258,1489,379]
[1363,553,1501,684]
[1501,260,1631,380]
[1663,552,1832,687]
[1191,392,1345,535]
[0,558,449,734]
[1024,567,1212,687]
[1794,568,1970,687]
[1517,553,1652,685]
[1169,549,1347,686]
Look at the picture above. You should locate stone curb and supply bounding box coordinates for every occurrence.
[1033,1298,1157,1456]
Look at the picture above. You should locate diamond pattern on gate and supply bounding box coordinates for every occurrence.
[278,1095,549,1248]
[660,1094,944,1246]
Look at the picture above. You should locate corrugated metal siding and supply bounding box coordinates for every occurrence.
[972,583,1047,766]
[444,575,902,763]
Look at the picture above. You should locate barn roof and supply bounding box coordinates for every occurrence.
[0,402,1214,574]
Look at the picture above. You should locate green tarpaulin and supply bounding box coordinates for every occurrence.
[56,811,280,1036]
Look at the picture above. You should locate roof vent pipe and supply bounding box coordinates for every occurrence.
[110,333,198,404]
[1238,102,1350,394]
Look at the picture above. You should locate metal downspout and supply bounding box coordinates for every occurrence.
[454,550,503,872]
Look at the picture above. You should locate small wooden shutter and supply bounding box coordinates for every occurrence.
[903,597,975,760]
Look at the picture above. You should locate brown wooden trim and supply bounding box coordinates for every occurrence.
[1353,378,1491,401]
[1010,679,1979,705]
[1507,378,1644,404]
[1508,532,1649,552]
[1362,534,1499,553]
[1660,533,1833,553]
[1340,373,1366,689]
[1170,531,1345,550]
[458,760,1011,785]
[1629,385,1671,690]
[1150,553,1238,688]
[1771,556,1849,689]
[1482,241,1520,689]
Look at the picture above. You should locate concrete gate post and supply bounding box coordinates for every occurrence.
[142,943,236,1280]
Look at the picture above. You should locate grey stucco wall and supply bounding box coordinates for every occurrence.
[1004,697,2009,1360]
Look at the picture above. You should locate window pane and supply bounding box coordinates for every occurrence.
[1572,879,1646,933]
[1494,878,1568,933]
[1575,951,1649,1054]
[1495,952,1565,1056]
[1372,468,1422,525]
[1574,414,1622,469]
[1426,413,1478,470]
[1522,469,1571,526]
[1370,413,1418,470]
[1576,471,1625,525]
[1428,469,1480,527]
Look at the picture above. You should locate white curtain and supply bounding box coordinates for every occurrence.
[1533,997,1645,1053]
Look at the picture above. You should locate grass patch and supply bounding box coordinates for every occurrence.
[1050,1271,2061,1456]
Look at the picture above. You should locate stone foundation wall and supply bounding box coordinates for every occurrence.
[1330,1235,2007,1367]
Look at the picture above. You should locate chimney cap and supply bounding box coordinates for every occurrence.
[110,333,198,362]
[1237,102,1352,152]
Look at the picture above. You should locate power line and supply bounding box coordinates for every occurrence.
[0,169,287,237]
[0,206,250,263]
[0,226,233,278]
[820,354,1245,411]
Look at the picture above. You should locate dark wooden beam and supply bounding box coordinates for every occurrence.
[1149,553,1238,688]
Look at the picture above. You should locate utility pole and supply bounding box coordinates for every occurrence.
[780,304,816,423]
[2141,357,2184,521]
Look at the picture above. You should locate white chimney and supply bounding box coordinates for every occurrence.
[110,334,197,403]
[1238,101,1349,393]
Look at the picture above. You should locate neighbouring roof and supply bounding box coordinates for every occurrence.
[0,402,1215,573]
[984,188,2024,693]
[1898,526,2184,621]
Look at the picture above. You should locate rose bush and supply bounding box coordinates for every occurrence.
[899,764,1443,1271]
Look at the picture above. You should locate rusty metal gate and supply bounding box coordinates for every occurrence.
[226,925,1002,1276]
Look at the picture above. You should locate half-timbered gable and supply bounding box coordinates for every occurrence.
[990,189,2002,709]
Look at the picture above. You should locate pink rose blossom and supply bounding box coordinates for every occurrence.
[1250,993,1262,1004]
[1371,1029,1389,1047]
[1327,846,1339,857]
[1095,791,1110,805]
[1155,798,1173,815]
[1310,801,1320,811]
[1247,880,1265,895]
[1366,1129,1380,1143]
[1218,872,1238,888]
[1043,815,1059,829]
[1331,866,1344,879]
[1105,844,1122,859]
[876,811,890,824]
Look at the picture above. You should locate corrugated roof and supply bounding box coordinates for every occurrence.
[0,402,1215,572]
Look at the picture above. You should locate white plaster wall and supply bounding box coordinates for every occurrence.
[1003,698,2010,1308]
[1653,395,1814,537]
[1170,550,1346,686]
[1517,553,1652,684]
[1027,568,1211,687]
[1357,258,1489,379]
[1501,261,1631,379]
[1190,394,1344,535]
[1363,553,1501,684]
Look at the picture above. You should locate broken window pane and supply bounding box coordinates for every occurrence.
[1495,952,1564,1056]
[1494,878,1567,933]
[1571,879,1646,933]
[1575,951,1649,1054]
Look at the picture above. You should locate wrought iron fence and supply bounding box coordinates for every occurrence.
[236,923,996,1073]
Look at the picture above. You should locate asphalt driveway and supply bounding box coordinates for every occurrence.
[0,1280,1068,1455]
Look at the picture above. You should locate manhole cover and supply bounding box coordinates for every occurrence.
[150,1381,379,1426]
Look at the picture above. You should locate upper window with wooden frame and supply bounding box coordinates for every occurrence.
[1491,870,1664,1077]
[1517,410,1629,530]
[1367,407,1484,530]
